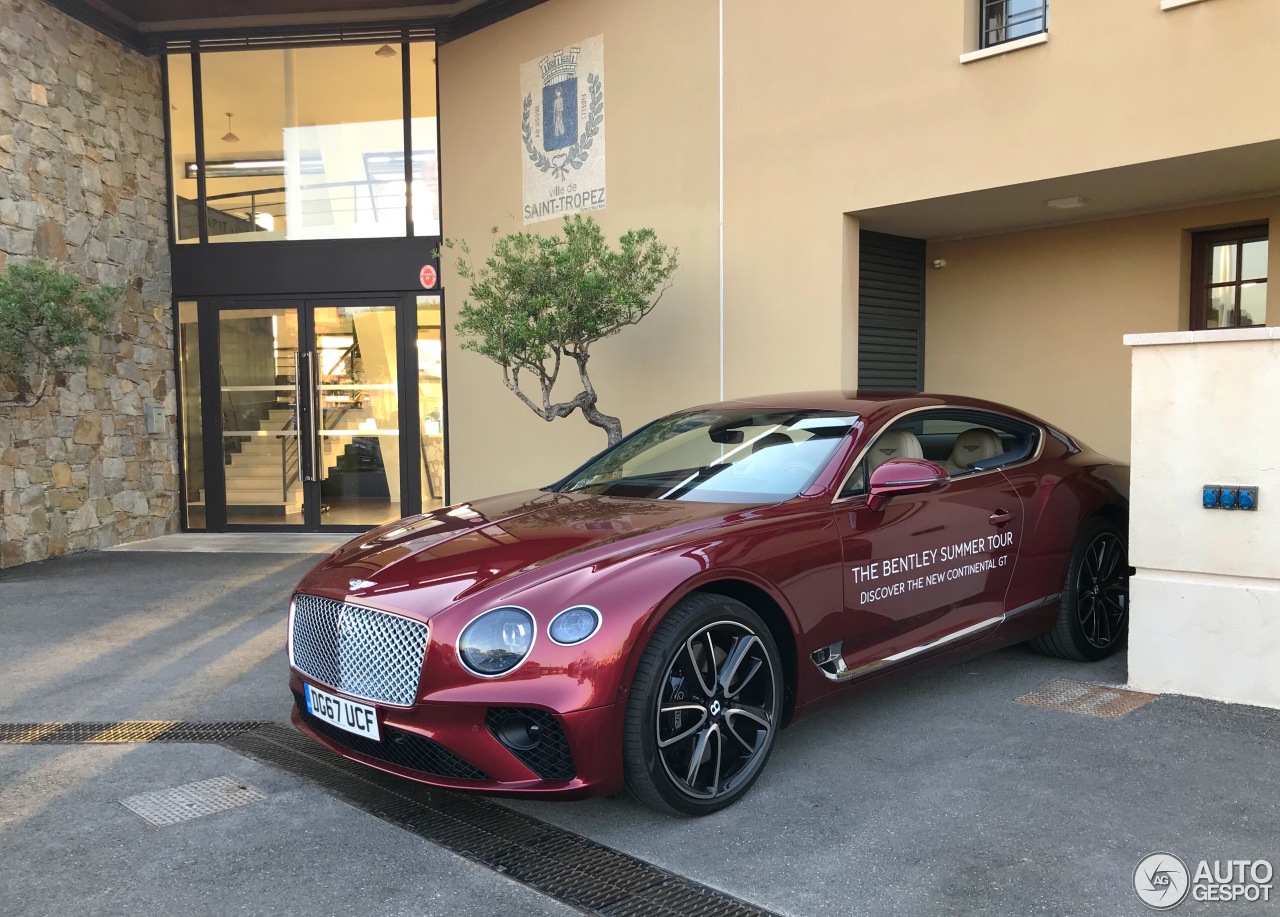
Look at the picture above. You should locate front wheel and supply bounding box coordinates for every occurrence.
[623,593,782,816]
[1030,517,1129,661]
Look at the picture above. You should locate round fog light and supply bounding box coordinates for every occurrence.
[549,605,601,645]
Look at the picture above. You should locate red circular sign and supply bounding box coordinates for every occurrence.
[419,264,438,289]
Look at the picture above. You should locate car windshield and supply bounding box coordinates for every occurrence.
[556,409,860,503]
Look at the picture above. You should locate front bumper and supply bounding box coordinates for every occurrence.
[288,673,626,799]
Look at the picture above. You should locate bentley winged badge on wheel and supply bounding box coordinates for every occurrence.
[287,392,1130,816]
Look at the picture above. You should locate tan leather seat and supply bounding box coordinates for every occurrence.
[867,429,924,473]
[945,427,1004,475]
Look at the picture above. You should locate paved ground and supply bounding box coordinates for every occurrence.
[2,548,1279,917]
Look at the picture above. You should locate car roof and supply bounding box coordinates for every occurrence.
[688,391,1042,422]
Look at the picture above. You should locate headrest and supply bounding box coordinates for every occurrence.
[868,430,923,470]
[949,428,1004,470]
[751,431,794,454]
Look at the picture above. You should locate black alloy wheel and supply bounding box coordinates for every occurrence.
[1030,517,1130,661]
[623,593,783,816]
[1075,529,1128,651]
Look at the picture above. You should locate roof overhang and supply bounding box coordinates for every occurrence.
[43,0,547,51]
[853,139,1280,241]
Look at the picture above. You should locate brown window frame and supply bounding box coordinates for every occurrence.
[1190,223,1269,331]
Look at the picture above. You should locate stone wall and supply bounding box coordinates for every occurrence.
[0,0,177,568]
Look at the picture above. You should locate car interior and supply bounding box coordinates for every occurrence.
[841,410,1041,497]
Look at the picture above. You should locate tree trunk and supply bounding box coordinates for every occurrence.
[571,351,623,446]
[580,402,623,446]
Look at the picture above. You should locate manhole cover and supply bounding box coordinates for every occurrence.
[1015,678,1157,718]
[120,776,266,827]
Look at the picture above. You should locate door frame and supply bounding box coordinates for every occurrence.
[186,290,433,533]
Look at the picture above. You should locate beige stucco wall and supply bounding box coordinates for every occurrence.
[924,197,1280,460]
[1126,329,1280,708]
[722,0,1280,437]
[438,0,1280,500]
[437,0,719,501]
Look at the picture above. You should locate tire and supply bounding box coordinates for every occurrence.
[622,593,783,817]
[1029,517,1130,661]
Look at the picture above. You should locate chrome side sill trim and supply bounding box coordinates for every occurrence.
[811,594,1060,683]
[1004,593,1060,620]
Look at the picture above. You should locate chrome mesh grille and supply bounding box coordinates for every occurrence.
[290,595,428,707]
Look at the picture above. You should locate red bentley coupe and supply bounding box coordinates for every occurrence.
[288,392,1130,815]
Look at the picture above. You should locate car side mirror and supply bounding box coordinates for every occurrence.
[866,457,949,511]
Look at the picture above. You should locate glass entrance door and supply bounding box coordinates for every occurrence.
[210,299,407,530]
[308,304,403,527]
[216,305,305,526]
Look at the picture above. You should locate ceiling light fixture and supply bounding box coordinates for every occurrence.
[221,112,239,144]
[375,44,397,57]
[1046,195,1089,210]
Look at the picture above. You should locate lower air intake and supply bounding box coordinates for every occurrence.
[293,690,490,781]
[485,707,576,780]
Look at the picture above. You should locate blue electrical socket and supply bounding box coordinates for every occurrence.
[1204,485,1260,510]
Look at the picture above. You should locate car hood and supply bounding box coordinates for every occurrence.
[302,489,745,618]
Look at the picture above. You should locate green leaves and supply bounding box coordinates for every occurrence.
[0,260,122,405]
[449,216,678,446]
[453,215,678,368]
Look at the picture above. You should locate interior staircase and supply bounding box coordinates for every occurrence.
[220,407,371,516]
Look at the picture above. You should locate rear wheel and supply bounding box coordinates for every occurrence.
[623,593,782,817]
[1030,517,1129,661]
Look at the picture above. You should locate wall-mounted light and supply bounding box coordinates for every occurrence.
[1046,195,1089,210]
[931,258,948,269]
[220,112,239,143]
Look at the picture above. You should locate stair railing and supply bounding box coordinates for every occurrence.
[280,413,301,502]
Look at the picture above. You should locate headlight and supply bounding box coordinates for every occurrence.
[548,605,601,645]
[458,607,535,677]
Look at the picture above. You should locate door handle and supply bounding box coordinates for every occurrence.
[988,510,1015,526]
[302,351,318,483]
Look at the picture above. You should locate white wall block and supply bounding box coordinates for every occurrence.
[1126,334,1280,708]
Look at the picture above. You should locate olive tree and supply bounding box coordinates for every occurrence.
[448,216,678,447]
[0,260,121,408]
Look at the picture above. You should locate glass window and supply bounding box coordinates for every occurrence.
[841,410,1040,498]
[197,45,408,242]
[1192,225,1268,330]
[410,43,441,237]
[980,0,1048,49]
[559,410,859,504]
[178,302,205,527]
[166,55,199,243]
[417,295,445,508]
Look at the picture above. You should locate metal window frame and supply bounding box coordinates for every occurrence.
[161,32,437,247]
[979,0,1049,50]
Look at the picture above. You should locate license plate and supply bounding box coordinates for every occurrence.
[303,683,380,741]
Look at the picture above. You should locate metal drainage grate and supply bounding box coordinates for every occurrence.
[120,776,267,827]
[1016,679,1157,719]
[0,722,269,744]
[223,724,780,917]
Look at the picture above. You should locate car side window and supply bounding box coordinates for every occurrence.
[839,409,1040,499]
